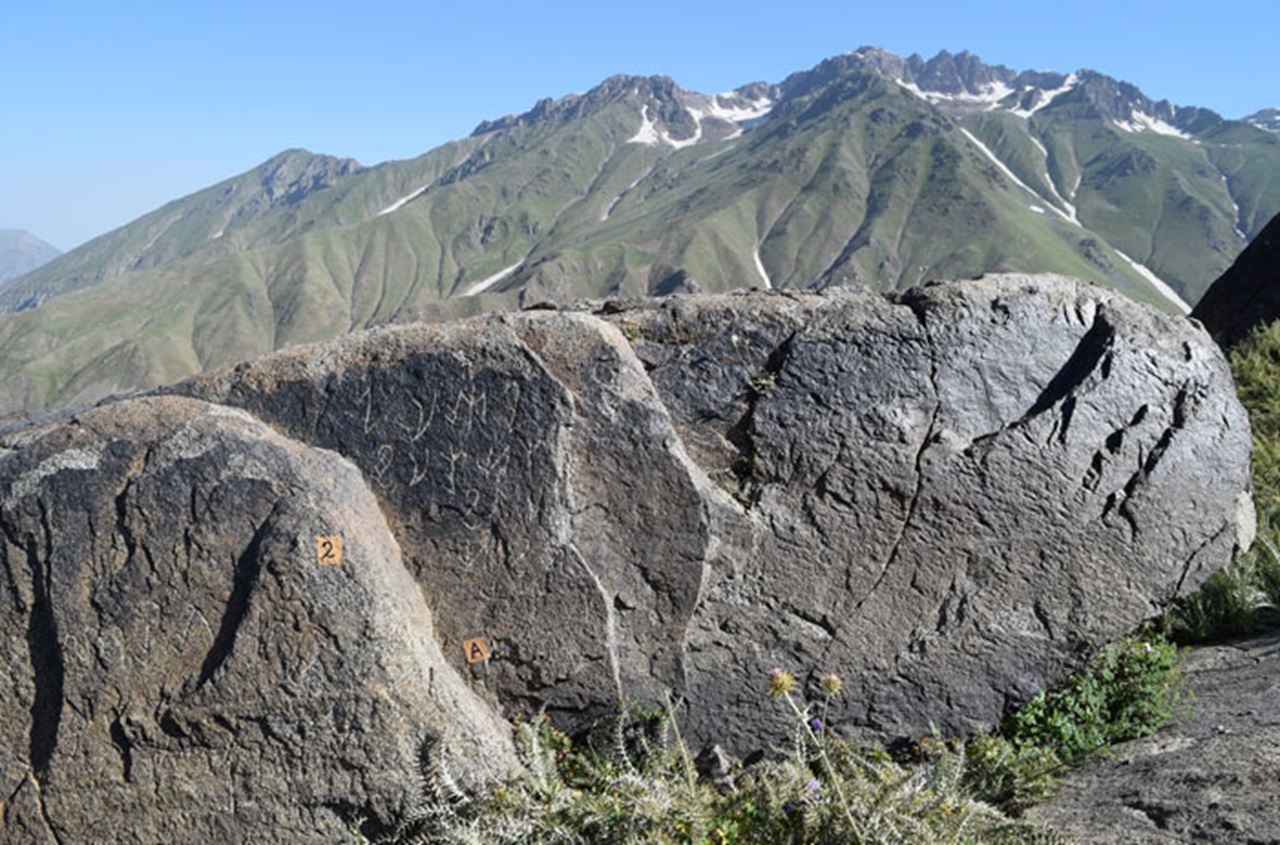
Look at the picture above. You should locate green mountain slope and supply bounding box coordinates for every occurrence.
[2,48,1278,415]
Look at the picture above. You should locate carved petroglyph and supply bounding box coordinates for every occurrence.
[347,371,527,529]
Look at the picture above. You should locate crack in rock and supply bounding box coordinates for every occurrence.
[855,297,941,610]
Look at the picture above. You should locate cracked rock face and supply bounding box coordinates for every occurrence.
[0,275,1252,838]
[0,396,515,843]
[168,274,1252,751]
[614,277,1254,748]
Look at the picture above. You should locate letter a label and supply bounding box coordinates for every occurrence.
[463,637,491,664]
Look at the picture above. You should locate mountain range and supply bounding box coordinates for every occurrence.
[0,229,60,286]
[2,47,1279,415]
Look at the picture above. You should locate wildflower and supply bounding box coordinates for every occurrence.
[782,802,797,815]
[820,673,843,697]
[807,779,821,792]
[766,668,795,697]
[810,716,823,732]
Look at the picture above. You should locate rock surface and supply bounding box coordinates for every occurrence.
[1193,211,1280,347]
[0,396,515,843]
[1029,628,1280,843]
[167,274,1254,751]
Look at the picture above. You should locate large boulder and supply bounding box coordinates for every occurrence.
[165,274,1254,751]
[0,396,516,843]
[1192,210,1280,347]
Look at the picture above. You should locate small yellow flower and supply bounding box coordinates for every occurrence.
[766,668,795,697]
[820,673,843,697]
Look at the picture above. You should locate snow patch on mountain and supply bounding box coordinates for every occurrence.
[1247,109,1280,132]
[628,107,663,147]
[464,262,522,296]
[629,93,773,151]
[601,170,652,221]
[1220,174,1247,239]
[379,186,429,216]
[705,93,774,126]
[897,79,1013,110]
[960,129,1076,224]
[1009,75,1078,118]
[753,247,772,289]
[1025,134,1080,223]
[1115,250,1190,313]
[1112,111,1190,139]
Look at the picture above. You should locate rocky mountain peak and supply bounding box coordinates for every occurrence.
[905,48,1016,96]
[832,50,1227,138]
[472,73,778,150]
[467,46,1231,159]
[470,74,687,136]
[1059,72,1223,137]
[1247,108,1280,131]
[253,148,362,208]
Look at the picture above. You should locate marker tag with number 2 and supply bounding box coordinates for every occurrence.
[316,535,343,566]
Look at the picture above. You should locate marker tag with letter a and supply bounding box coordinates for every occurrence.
[463,637,491,664]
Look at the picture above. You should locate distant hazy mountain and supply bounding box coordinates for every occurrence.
[0,230,60,287]
[3,47,1279,415]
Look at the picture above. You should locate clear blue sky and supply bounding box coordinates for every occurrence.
[4,0,1277,251]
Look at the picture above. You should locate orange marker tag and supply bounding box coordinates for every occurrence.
[463,637,491,664]
[316,535,343,566]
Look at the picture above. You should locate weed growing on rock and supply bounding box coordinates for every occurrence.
[995,633,1187,765]
[748,370,777,396]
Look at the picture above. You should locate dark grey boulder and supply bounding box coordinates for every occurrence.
[618,276,1254,748]
[0,396,515,843]
[1192,210,1280,348]
[1029,629,1280,843]
[168,274,1254,751]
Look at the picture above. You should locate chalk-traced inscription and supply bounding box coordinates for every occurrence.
[348,364,542,526]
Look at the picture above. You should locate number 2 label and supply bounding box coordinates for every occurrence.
[316,535,343,566]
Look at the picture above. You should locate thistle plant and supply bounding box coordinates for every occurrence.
[751,669,1071,844]
[764,668,863,835]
